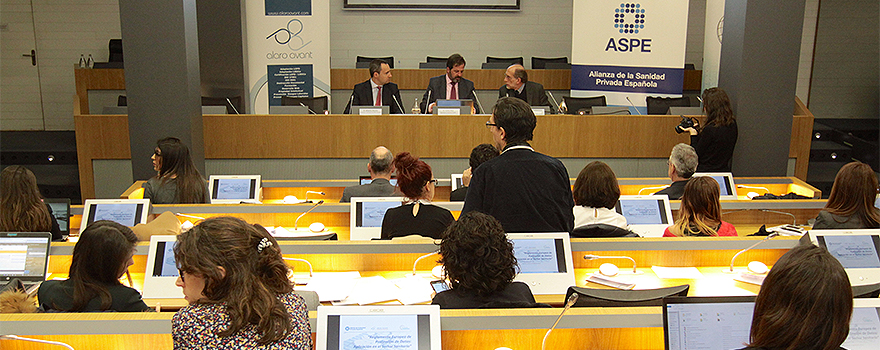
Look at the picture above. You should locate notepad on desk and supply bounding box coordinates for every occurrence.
[299,271,361,302]
[333,276,400,306]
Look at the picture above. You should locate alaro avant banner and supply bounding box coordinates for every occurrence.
[571,0,688,112]
[245,0,330,113]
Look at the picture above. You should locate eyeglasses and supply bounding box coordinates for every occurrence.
[153,149,162,157]
[428,179,438,185]
[485,121,498,129]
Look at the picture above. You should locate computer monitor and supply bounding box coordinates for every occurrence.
[44,198,70,238]
[845,299,880,350]
[806,229,880,287]
[142,235,182,299]
[0,232,51,285]
[507,232,575,295]
[663,296,756,350]
[349,197,404,240]
[614,195,674,237]
[358,175,397,186]
[208,175,261,204]
[450,174,463,191]
[79,199,151,232]
[316,305,441,350]
[693,173,738,200]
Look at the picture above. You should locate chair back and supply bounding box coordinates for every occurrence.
[486,56,524,65]
[565,284,690,307]
[562,96,607,114]
[426,56,447,63]
[531,57,569,69]
[293,290,321,311]
[571,224,639,238]
[646,96,691,115]
[280,96,329,113]
[356,56,394,69]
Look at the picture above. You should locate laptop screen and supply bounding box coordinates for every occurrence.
[358,176,398,186]
[693,173,737,199]
[355,200,401,228]
[45,198,70,234]
[817,234,880,269]
[511,237,567,273]
[84,201,147,227]
[0,233,51,280]
[844,301,880,350]
[317,305,441,350]
[615,198,670,225]
[212,178,257,200]
[150,240,179,278]
[663,296,756,350]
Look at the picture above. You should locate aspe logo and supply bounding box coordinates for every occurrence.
[607,3,651,53]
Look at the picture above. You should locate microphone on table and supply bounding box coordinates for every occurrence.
[638,185,669,195]
[547,91,562,114]
[300,102,317,115]
[541,293,579,350]
[724,232,779,273]
[0,335,74,350]
[305,191,324,203]
[344,92,355,114]
[626,96,641,115]
[584,254,642,275]
[283,257,314,277]
[294,200,324,230]
[392,94,405,115]
[737,184,771,193]
[423,89,432,114]
[472,92,485,114]
[226,98,240,114]
[412,250,440,276]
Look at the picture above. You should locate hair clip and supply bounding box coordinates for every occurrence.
[256,237,271,253]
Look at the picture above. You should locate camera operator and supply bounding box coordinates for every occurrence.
[680,87,738,172]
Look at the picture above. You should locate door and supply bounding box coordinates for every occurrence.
[0,0,45,130]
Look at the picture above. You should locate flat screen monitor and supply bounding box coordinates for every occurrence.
[44,198,70,237]
[507,232,575,295]
[663,296,756,350]
[79,199,150,232]
[693,172,738,200]
[0,232,51,284]
[807,229,880,286]
[845,299,880,350]
[349,197,404,240]
[208,175,261,204]
[358,175,397,186]
[614,195,673,237]
[316,305,441,350]
[450,174,463,191]
[142,235,183,299]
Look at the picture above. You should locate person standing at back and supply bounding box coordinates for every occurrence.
[682,87,737,172]
[462,97,574,233]
[340,146,396,203]
[449,143,499,202]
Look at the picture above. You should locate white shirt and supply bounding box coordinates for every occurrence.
[572,206,627,229]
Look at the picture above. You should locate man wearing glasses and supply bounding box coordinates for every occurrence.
[461,97,574,233]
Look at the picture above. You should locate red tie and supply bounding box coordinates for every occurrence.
[375,86,382,106]
[450,82,457,100]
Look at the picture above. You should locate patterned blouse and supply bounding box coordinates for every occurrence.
[172,291,311,349]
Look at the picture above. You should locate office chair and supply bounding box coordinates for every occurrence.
[684,63,696,70]
[486,56,524,65]
[562,95,607,114]
[117,95,127,106]
[531,57,570,69]
[646,96,691,115]
[280,96,329,113]
[571,224,639,238]
[853,282,880,298]
[293,290,321,311]
[565,285,690,307]
[426,56,447,63]
[274,232,338,241]
[356,56,394,69]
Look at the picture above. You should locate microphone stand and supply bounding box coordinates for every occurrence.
[412,250,439,276]
[541,293,578,350]
[547,91,562,114]
[583,254,643,274]
[392,94,405,115]
[283,257,314,277]
[305,191,325,203]
[299,102,317,115]
[626,96,641,115]
[294,200,324,230]
[724,232,779,273]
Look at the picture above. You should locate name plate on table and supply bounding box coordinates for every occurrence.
[437,107,462,115]
[352,105,389,115]
[531,107,546,115]
[358,108,384,115]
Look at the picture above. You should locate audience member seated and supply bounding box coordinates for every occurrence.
[380,152,454,240]
[37,221,150,312]
[0,165,62,241]
[740,244,852,350]
[142,137,208,204]
[450,143,499,202]
[340,146,396,203]
[172,217,311,349]
[654,143,698,200]
[663,177,737,237]
[812,161,880,229]
[572,161,627,230]
[498,64,552,112]
[432,212,539,309]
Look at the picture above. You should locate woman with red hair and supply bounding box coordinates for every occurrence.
[380,152,454,239]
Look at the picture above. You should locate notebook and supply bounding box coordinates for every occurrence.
[693,173,738,200]
[44,198,70,238]
[316,305,441,350]
[208,175,262,204]
[142,235,182,299]
[80,199,151,232]
[349,197,404,240]
[615,195,674,237]
[0,232,52,290]
[663,296,756,350]
[507,232,575,295]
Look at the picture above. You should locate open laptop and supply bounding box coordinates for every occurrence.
[209,175,262,204]
[663,296,756,350]
[805,229,880,287]
[507,232,575,295]
[80,199,151,232]
[450,174,463,191]
[693,172,738,200]
[845,299,880,350]
[349,197,404,240]
[316,305,441,350]
[142,235,182,299]
[44,198,70,239]
[358,175,397,186]
[615,195,674,237]
[0,232,52,292]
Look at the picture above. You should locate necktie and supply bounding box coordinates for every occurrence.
[375,86,382,106]
[450,82,457,100]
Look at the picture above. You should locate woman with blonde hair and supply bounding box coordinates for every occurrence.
[663,176,737,237]
[0,165,61,241]
[812,161,880,229]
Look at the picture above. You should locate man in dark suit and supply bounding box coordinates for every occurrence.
[654,143,698,200]
[344,59,404,114]
[340,146,397,202]
[498,64,552,113]
[419,53,481,114]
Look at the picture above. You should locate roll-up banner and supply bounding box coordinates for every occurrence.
[245,0,331,114]
[571,0,688,114]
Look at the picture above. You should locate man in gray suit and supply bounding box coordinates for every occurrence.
[340,146,396,203]
[499,64,552,113]
[420,53,481,114]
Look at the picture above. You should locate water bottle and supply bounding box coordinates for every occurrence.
[86,54,94,69]
[411,98,420,114]
[79,54,86,68]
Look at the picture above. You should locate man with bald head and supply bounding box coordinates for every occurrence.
[499,64,552,112]
[340,146,396,202]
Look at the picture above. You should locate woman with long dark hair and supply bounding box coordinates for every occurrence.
[380,152,454,239]
[813,161,880,229]
[37,220,149,311]
[172,216,310,349]
[143,137,208,204]
[664,176,737,237]
[686,87,738,172]
[0,165,62,241]
[572,161,627,229]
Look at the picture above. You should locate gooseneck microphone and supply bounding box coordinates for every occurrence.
[282,257,314,277]
[584,254,641,274]
[472,92,485,114]
[392,94,405,115]
[299,102,317,115]
[305,191,325,203]
[345,92,355,114]
[638,185,669,195]
[423,89,432,114]
[725,232,779,273]
[0,335,74,350]
[626,96,641,115]
[294,200,324,230]
[547,91,562,114]
[226,98,240,114]
[541,293,579,350]
[412,250,440,276]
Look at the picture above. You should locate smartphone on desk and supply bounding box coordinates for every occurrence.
[430,280,450,293]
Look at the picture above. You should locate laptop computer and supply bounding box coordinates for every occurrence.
[349,197,404,240]
[845,299,880,350]
[316,305,441,350]
[44,198,70,239]
[805,229,880,287]
[351,105,390,115]
[142,235,183,299]
[615,195,674,237]
[531,106,552,115]
[450,174,463,191]
[208,175,262,204]
[663,296,756,350]
[693,173,738,200]
[358,175,397,186]
[507,232,575,295]
[80,199,151,232]
[0,232,52,292]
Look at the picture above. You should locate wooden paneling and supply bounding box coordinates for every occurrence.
[74,68,125,114]
[74,114,132,201]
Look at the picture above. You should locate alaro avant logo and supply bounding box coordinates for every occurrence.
[606,3,651,53]
[266,19,314,59]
